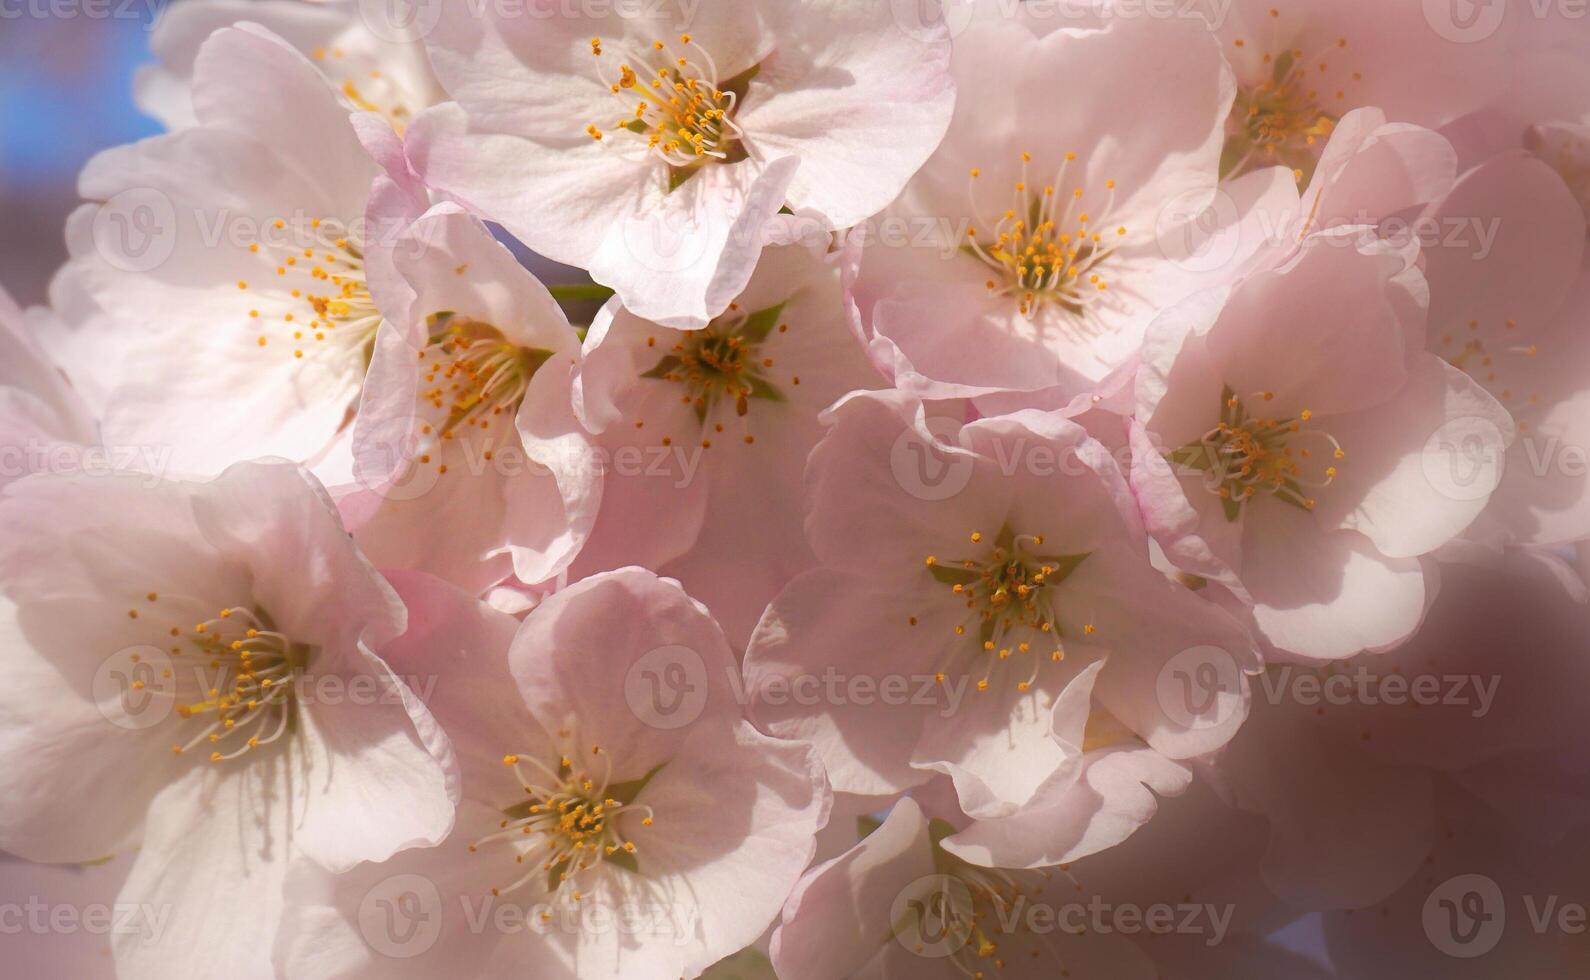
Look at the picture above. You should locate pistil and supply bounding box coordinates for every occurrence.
[922,526,1090,693]
[964,153,1126,321]
[472,746,656,908]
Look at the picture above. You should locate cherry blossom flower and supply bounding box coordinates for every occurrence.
[1130,230,1513,660]
[273,568,829,980]
[409,0,955,327]
[566,240,881,644]
[770,796,1157,979]
[1231,107,1459,272]
[1416,153,1590,553]
[745,391,1256,817]
[8,4,1590,975]
[845,14,1236,404]
[136,0,444,133]
[52,24,428,480]
[928,661,1194,871]
[0,461,456,980]
[339,204,600,595]
[1212,0,1507,184]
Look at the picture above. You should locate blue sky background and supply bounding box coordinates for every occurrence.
[0,12,164,304]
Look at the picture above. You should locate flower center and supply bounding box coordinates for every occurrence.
[922,526,1090,693]
[312,46,420,134]
[1223,31,1357,183]
[964,153,1127,321]
[1168,386,1344,519]
[402,315,553,479]
[418,313,552,433]
[896,836,1068,973]
[1438,317,1543,432]
[121,594,310,763]
[239,216,380,365]
[471,748,656,908]
[587,34,756,180]
[636,301,792,449]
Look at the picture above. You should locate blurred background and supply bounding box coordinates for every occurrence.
[0,10,165,306]
[0,5,605,315]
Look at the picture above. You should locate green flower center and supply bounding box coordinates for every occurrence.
[473,749,659,906]
[1221,41,1353,184]
[922,525,1090,693]
[587,33,760,189]
[963,153,1128,321]
[1167,385,1345,520]
[638,301,791,448]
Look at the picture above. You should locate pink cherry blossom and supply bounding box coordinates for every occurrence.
[745,391,1257,816]
[1131,229,1512,660]
[52,25,427,480]
[1417,153,1590,553]
[136,0,444,133]
[0,461,456,980]
[273,568,828,980]
[771,796,1157,979]
[1213,0,1507,183]
[565,238,882,644]
[846,14,1236,406]
[411,0,956,328]
[9,5,1590,975]
[339,205,600,594]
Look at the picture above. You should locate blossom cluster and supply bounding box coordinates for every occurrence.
[4,0,1590,977]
